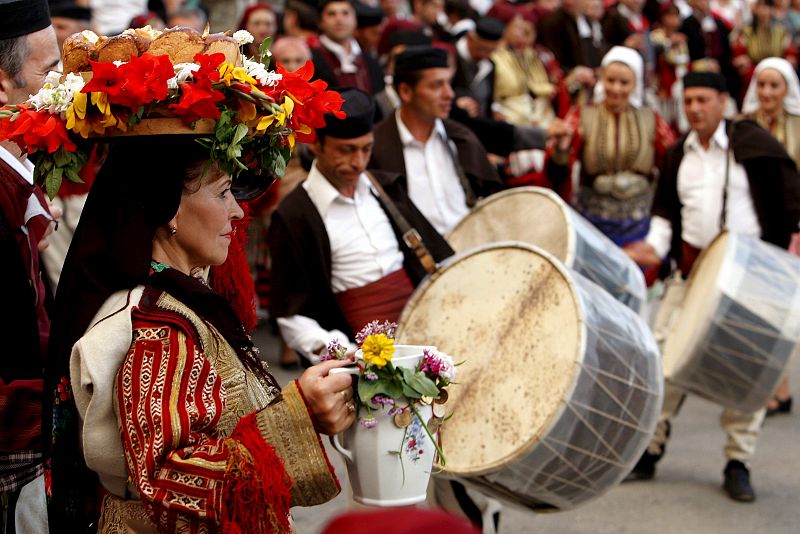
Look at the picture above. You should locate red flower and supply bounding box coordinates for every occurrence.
[84,53,174,109]
[0,107,75,154]
[275,61,345,143]
[169,79,225,124]
[193,53,225,84]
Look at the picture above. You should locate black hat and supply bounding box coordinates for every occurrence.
[318,88,375,139]
[49,2,91,21]
[0,0,50,39]
[683,71,728,93]
[474,16,503,41]
[388,30,432,49]
[394,46,449,78]
[355,1,384,28]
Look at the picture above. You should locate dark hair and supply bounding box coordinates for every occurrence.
[168,7,208,27]
[393,68,425,91]
[285,0,321,32]
[0,34,29,88]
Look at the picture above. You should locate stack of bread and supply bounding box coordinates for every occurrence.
[62,26,241,75]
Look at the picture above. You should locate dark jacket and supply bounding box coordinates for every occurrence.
[369,113,503,202]
[268,170,454,341]
[654,119,800,265]
[680,13,740,100]
[539,8,605,70]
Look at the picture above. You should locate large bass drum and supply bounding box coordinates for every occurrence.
[663,232,800,412]
[397,243,662,510]
[446,187,647,312]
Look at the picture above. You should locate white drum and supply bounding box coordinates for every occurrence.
[663,232,800,412]
[446,187,647,313]
[397,243,662,511]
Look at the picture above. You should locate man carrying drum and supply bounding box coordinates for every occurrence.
[625,71,800,502]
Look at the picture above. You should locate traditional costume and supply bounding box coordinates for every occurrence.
[269,89,453,362]
[741,57,800,166]
[0,30,350,531]
[369,47,503,235]
[0,1,56,531]
[546,46,676,246]
[452,18,503,118]
[631,72,800,499]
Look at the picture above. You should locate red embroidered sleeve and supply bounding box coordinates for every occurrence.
[116,320,293,533]
[653,112,677,170]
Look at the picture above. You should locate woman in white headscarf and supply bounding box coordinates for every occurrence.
[546,46,676,256]
[741,56,797,416]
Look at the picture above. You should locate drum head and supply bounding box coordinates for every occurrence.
[397,243,583,476]
[663,233,729,377]
[446,187,572,263]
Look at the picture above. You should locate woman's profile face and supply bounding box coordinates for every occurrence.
[756,67,788,115]
[171,169,244,271]
[602,62,636,113]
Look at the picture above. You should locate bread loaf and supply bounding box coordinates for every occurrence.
[60,26,244,75]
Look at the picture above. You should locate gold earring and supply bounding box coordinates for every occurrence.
[170,226,177,236]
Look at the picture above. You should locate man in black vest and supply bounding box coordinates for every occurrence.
[269,88,452,364]
[625,72,800,502]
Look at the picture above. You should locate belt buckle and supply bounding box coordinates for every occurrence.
[403,228,422,249]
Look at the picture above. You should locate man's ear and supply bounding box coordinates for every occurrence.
[397,82,413,104]
[0,69,15,107]
[309,140,321,156]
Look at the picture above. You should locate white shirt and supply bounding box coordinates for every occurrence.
[277,163,404,361]
[646,122,761,258]
[319,34,362,74]
[397,112,469,235]
[0,146,50,227]
[90,0,147,34]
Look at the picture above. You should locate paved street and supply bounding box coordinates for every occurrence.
[255,327,800,533]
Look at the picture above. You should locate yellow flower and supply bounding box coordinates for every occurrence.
[66,91,125,138]
[361,334,395,368]
[219,63,257,87]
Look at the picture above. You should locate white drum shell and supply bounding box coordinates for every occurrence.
[663,232,800,412]
[398,243,662,510]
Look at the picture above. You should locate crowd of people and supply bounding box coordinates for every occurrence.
[1,0,800,532]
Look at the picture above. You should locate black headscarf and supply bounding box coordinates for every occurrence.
[45,136,278,531]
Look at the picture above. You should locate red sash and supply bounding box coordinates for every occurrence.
[335,269,414,335]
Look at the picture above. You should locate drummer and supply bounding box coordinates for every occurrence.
[624,71,800,502]
[268,87,453,364]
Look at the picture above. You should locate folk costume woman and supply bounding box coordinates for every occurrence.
[740,56,799,416]
[0,32,354,532]
[546,46,676,248]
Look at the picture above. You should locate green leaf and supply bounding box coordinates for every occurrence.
[401,367,440,397]
[54,149,70,168]
[232,123,248,145]
[272,153,286,177]
[46,166,63,199]
[65,167,84,184]
[258,37,273,66]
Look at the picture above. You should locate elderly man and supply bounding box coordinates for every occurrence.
[269,88,452,364]
[0,1,60,532]
[369,46,502,235]
[625,72,800,502]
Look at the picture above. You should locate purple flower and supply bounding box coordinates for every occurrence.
[371,394,395,407]
[321,338,347,361]
[364,371,378,381]
[388,408,403,416]
[360,416,378,428]
[355,320,398,345]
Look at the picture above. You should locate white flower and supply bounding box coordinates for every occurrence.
[28,71,86,114]
[112,60,125,67]
[243,58,282,86]
[233,29,254,46]
[167,63,200,90]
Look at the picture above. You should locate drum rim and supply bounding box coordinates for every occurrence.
[445,186,578,266]
[397,241,588,476]
[662,231,730,376]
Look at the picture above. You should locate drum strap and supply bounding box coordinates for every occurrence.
[365,171,438,274]
[720,120,732,231]
[447,139,478,208]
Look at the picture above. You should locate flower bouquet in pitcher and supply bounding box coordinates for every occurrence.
[326,321,457,506]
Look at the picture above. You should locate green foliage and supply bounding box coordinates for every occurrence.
[33,147,88,199]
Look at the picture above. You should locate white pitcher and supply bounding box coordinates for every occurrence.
[330,345,438,507]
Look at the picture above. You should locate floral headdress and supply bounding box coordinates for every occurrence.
[0,30,345,198]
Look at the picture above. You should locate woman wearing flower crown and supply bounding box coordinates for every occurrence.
[739,56,800,417]
[0,28,355,532]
